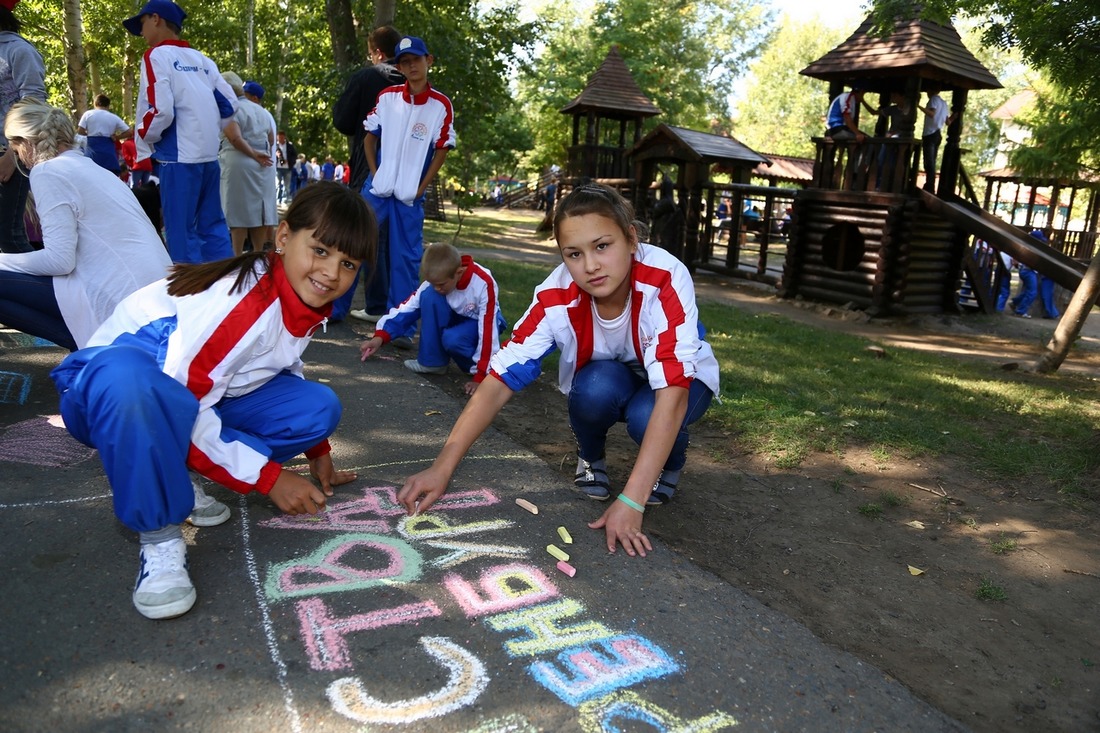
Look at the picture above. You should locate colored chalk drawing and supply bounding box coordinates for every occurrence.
[0,371,31,405]
[444,562,560,617]
[248,481,739,728]
[484,598,616,657]
[578,690,738,732]
[398,512,513,540]
[423,538,529,569]
[0,415,96,466]
[264,533,422,600]
[297,597,442,671]
[529,634,680,706]
[259,486,502,533]
[326,636,489,724]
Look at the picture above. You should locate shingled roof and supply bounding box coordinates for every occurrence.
[630,124,768,166]
[560,45,661,120]
[800,13,1001,91]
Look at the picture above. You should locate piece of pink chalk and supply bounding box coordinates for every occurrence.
[556,560,576,577]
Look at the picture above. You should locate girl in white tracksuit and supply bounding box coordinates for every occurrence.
[50,182,375,619]
[398,183,719,558]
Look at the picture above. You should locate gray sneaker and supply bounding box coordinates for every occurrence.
[391,336,415,350]
[187,480,230,527]
[133,538,196,619]
[404,359,447,375]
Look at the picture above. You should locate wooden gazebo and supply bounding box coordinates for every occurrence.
[560,45,660,185]
[630,124,771,275]
[779,12,1004,314]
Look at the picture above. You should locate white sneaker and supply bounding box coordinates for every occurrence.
[133,538,196,619]
[187,479,230,527]
[350,309,382,323]
[404,359,447,375]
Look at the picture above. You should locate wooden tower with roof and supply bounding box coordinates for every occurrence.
[777,10,1018,315]
[559,45,660,186]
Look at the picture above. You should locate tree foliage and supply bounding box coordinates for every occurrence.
[516,0,773,173]
[870,0,1100,177]
[732,17,844,158]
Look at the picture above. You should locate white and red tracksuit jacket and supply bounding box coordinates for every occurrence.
[135,40,237,163]
[375,255,505,382]
[84,256,331,494]
[489,243,721,396]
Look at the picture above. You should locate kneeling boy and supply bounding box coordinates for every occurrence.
[360,243,506,396]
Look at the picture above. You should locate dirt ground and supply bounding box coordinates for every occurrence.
[426,275,1100,733]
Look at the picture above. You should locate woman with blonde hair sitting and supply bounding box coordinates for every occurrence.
[0,99,170,350]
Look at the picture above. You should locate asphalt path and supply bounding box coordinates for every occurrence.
[0,323,968,733]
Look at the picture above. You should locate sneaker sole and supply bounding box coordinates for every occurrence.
[134,588,197,620]
[187,503,231,527]
[574,485,611,501]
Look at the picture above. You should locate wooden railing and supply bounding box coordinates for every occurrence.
[811,136,919,195]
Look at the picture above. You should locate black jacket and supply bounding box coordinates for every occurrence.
[332,60,404,192]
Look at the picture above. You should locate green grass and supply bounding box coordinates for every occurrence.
[428,208,1100,500]
[989,535,1019,555]
[858,502,883,519]
[975,579,1008,602]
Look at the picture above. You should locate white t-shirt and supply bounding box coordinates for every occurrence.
[78,108,129,137]
[0,150,171,347]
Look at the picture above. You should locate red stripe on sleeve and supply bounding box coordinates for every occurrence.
[634,262,690,387]
[185,273,277,401]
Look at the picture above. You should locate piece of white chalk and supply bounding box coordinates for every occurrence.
[557,526,573,544]
[515,498,539,514]
[546,544,570,562]
[556,560,577,577]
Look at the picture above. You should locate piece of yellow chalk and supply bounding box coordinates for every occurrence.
[556,560,576,577]
[515,498,538,514]
[546,544,570,562]
[557,526,573,544]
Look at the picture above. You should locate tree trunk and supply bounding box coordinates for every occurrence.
[1030,253,1100,373]
[274,0,296,128]
[325,0,359,71]
[374,0,396,28]
[62,0,88,114]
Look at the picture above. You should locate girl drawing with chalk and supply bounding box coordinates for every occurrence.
[51,182,374,619]
[399,182,719,557]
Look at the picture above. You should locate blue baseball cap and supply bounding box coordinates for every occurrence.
[394,36,430,61]
[243,81,265,99]
[123,1,187,36]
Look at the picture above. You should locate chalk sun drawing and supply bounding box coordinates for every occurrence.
[264,533,422,601]
[327,636,489,724]
[577,690,738,733]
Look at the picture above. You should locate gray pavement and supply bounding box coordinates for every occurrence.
[0,323,966,732]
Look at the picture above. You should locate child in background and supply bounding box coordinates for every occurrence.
[359,35,456,324]
[397,183,719,557]
[360,242,506,396]
[50,182,375,620]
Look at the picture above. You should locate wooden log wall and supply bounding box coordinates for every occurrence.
[780,190,918,314]
[894,211,963,314]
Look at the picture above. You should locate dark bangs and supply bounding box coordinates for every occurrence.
[285,181,377,265]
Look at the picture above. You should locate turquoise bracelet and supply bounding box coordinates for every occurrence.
[616,493,645,513]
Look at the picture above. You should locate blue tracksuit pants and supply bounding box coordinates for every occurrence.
[415,287,506,372]
[362,184,425,323]
[158,160,233,264]
[51,346,341,533]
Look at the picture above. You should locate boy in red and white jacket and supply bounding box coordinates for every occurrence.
[361,243,506,396]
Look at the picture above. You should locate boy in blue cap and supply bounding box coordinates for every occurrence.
[123,0,237,264]
[354,36,455,333]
